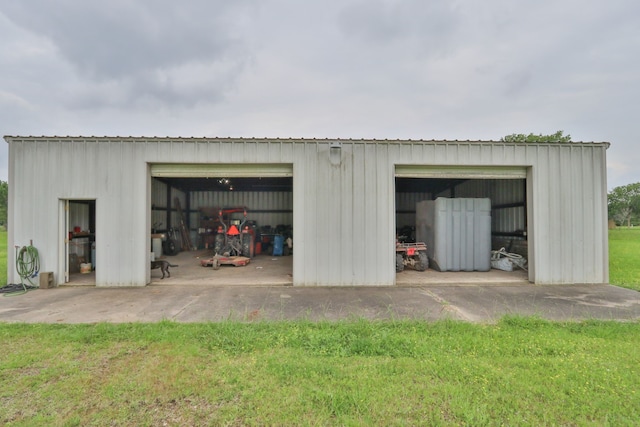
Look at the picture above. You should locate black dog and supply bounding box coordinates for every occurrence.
[150,260,178,279]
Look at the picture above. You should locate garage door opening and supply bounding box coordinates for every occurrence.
[149,164,294,285]
[395,166,530,285]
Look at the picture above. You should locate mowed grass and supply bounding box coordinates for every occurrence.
[1,319,640,426]
[609,227,640,291]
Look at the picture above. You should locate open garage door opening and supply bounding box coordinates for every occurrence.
[395,166,531,285]
[149,164,294,286]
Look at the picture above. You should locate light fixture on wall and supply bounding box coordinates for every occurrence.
[330,143,342,166]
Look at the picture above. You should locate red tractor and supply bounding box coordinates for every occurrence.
[201,207,255,270]
[213,208,254,258]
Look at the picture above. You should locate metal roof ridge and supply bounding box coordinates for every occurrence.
[3,135,611,147]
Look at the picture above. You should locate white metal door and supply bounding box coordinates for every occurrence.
[58,199,70,284]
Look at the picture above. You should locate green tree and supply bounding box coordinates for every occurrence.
[608,182,640,227]
[500,130,572,143]
[0,180,6,227]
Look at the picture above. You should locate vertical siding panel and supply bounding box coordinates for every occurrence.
[296,142,316,284]
[363,143,378,284]
[341,143,354,284]
[572,145,599,283]
[379,143,394,285]
[291,143,303,284]
[134,141,149,285]
[303,143,320,285]
[540,145,556,283]
[559,146,574,283]
[351,143,367,285]
[532,145,549,283]
[434,143,447,165]
[593,146,608,282]
[255,142,269,161]
[269,140,282,163]
[570,147,584,282]
[469,143,481,164]
[326,142,343,284]
[550,145,565,283]
[585,146,602,282]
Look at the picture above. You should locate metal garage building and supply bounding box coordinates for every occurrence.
[5,136,609,286]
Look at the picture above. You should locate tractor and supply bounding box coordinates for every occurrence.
[396,241,429,272]
[213,208,254,258]
[201,208,255,270]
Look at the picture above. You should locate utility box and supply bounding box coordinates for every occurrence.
[39,272,55,289]
[416,198,491,272]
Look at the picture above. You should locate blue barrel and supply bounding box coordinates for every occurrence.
[272,235,284,256]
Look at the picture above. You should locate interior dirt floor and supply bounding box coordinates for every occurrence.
[68,249,529,286]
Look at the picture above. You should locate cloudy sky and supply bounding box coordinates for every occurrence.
[1,1,638,189]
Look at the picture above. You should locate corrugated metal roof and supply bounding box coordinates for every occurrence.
[3,135,611,148]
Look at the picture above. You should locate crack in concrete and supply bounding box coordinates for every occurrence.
[171,297,199,320]
[418,288,473,321]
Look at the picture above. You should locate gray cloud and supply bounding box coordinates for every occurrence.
[1,1,255,108]
[338,0,459,46]
[2,1,249,77]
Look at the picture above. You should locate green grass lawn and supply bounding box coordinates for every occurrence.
[1,319,639,425]
[609,227,640,291]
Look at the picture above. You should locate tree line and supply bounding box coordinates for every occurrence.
[608,182,640,227]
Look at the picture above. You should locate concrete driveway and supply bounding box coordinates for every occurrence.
[1,283,639,323]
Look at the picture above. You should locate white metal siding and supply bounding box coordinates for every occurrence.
[6,137,609,286]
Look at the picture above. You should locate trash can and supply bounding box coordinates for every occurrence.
[272,235,284,256]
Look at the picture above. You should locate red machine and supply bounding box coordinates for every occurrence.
[201,207,254,269]
[395,241,429,272]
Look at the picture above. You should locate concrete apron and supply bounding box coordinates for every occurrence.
[1,281,639,324]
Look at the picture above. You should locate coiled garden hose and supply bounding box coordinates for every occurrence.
[1,245,40,296]
[17,244,40,283]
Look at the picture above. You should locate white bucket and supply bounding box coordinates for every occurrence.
[80,263,92,274]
